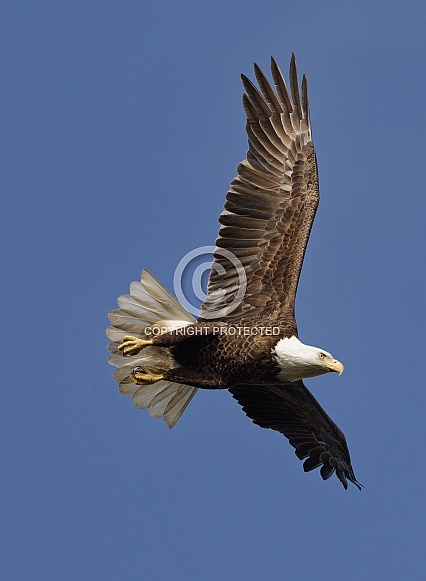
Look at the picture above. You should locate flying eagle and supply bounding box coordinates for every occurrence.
[107,55,361,490]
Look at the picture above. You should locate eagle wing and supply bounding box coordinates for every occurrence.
[198,55,319,323]
[229,381,361,490]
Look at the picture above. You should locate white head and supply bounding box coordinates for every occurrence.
[274,336,344,382]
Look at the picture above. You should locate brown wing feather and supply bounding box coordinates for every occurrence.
[229,381,362,490]
[199,55,319,323]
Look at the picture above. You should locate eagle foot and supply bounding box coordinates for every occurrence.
[118,335,153,356]
[130,366,164,385]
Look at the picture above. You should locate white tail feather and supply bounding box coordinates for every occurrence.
[164,385,197,428]
[107,270,197,428]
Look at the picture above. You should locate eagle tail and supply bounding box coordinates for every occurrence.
[107,270,198,428]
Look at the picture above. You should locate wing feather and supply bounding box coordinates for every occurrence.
[289,53,303,122]
[199,55,319,323]
[229,381,362,490]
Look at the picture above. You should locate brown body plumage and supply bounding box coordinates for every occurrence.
[152,321,284,388]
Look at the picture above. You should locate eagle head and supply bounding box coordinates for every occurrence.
[274,336,344,382]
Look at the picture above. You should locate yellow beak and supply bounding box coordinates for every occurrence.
[326,359,344,375]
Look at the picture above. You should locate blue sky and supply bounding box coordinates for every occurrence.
[1,1,426,579]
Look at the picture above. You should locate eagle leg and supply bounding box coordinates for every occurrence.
[130,366,164,385]
[118,335,153,356]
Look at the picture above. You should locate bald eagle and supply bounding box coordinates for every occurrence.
[107,55,361,490]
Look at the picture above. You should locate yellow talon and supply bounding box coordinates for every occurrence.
[130,366,164,385]
[118,335,153,356]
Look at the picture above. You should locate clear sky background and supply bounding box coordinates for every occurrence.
[1,1,426,579]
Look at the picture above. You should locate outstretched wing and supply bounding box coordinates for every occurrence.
[199,55,319,322]
[229,381,361,490]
